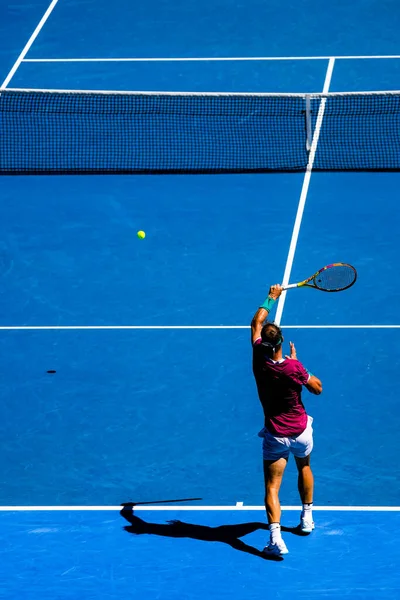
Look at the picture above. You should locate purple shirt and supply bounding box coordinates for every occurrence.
[252,338,310,437]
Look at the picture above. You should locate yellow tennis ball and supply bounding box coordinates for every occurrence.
[137,230,146,239]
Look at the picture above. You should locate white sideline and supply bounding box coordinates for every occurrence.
[21,54,400,62]
[0,505,399,511]
[275,58,335,326]
[0,325,399,330]
[0,0,60,89]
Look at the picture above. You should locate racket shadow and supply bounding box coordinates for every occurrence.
[120,504,283,561]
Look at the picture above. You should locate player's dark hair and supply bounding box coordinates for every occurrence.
[260,322,283,357]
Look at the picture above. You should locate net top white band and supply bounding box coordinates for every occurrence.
[3,87,400,97]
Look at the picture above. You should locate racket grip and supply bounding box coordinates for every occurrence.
[282,283,298,290]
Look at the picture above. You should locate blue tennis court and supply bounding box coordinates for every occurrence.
[1,1,400,598]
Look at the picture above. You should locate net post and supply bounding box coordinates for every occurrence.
[305,94,312,152]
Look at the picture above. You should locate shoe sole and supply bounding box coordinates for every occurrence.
[300,523,315,533]
[263,547,289,556]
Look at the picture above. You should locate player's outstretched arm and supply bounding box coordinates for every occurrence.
[305,376,323,395]
[250,284,283,344]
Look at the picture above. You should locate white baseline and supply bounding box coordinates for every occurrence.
[0,505,399,511]
[0,325,399,330]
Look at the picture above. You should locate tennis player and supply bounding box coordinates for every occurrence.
[251,284,322,556]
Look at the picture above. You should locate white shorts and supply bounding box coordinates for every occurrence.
[259,416,314,461]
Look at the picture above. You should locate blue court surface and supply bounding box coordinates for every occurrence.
[1,0,400,598]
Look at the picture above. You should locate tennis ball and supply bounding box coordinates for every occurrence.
[137,230,146,239]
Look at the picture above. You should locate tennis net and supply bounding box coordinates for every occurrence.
[1,88,400,173]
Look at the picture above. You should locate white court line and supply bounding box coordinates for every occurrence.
[22,54,400,62]
[275,58,335,326]
[284,325,400,329]
[0,0,60,89]
[0,325,248,331]
[0,325,400,330]
[0,505,399,511]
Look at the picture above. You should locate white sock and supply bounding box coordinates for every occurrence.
[301,502,313,520]
[269,522,282,544]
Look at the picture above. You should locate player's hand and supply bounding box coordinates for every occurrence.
[285,341,297,360]
[268,284,283,300]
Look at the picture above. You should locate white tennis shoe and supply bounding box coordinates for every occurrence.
[263,538,289,556]
[300,516,315,533]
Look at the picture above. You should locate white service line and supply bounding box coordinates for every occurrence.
[21,54,400,63]
[0,325,400,331]
[0,505,399,511]
[274,58,335,326]
[0,325,247,331]
[0,0,60,89]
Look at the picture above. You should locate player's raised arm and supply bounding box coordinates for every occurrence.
[251,284,283,344]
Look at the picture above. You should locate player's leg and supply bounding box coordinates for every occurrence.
[263,456,289,555]
[259,428,290,554]
[295,453,314,505]
[295,454,314,532]
[264,457,288,524]
[292,416,315,533]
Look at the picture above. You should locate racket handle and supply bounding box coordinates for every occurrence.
[282,283,298,290]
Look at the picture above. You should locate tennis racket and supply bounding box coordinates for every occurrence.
[283,263,357,292]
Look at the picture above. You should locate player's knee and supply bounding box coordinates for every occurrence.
[265,482,281,495]
[295,454,311,469]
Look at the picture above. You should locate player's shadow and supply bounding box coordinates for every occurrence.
[120,504,283,561]
[281,524,311,537]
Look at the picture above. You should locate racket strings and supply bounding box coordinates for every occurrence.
[314,264,356,291]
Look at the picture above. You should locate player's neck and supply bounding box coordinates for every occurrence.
[271,350,283,361]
